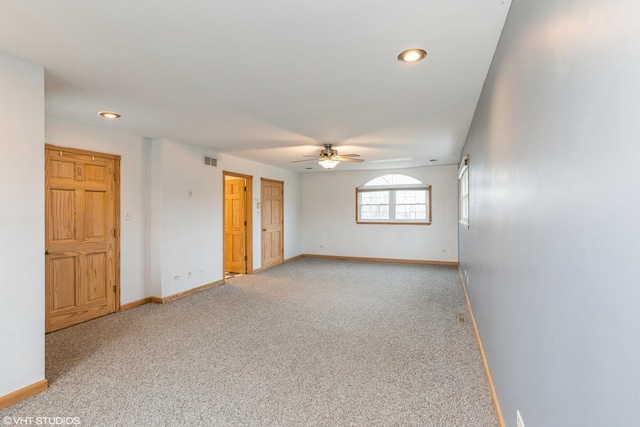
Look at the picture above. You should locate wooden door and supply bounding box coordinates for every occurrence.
[224,178,246,273]
[45,146,120,332]
[261,179,283,269]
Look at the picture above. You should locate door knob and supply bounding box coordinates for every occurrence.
[262,228,267,232]
[45,248,53,255]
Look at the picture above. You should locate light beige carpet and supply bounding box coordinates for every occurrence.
[1,258,497,426]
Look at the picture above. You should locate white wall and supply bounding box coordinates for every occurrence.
[146,137,162,298]
[221,153,303,266]
[302,166,458,262]
[146,138,304,297]
[45,116,148,304]
[148,138,222,297]
[459,1,640,426]
[0,53,45,396]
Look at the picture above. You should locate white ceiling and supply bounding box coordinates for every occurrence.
[0,0,511,172]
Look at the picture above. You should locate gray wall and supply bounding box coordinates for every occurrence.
[459,0,640,426]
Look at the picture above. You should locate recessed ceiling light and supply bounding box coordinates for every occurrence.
[305,167,312,170]
[98,111,121,119]
[398,48,427,63]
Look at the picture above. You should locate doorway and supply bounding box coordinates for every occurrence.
[44,145,120,332]
[223,171,253,276]
[261,178,284,270]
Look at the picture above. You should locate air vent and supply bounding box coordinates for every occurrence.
[203,155,217,168]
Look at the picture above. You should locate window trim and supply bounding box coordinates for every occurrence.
[355,185,432,225]
[458,155,469,229]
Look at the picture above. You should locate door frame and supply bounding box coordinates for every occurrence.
[44,144,121,332]
[222,171,253,274]
[260,178,284,270]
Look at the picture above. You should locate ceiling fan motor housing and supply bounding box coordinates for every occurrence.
[321,144,338,158]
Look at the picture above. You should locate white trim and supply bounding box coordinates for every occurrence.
[458,156,469,179]
[458,155,470,228]
[359,183,427,191]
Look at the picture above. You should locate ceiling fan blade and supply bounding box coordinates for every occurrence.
[291,158,320,163]
[293,144,363,164]
[336,156,364,163]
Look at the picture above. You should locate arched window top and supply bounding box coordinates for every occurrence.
[363,174,422,187]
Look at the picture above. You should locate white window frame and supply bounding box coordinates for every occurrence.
[458,155,469,228]
[356,184,432,225]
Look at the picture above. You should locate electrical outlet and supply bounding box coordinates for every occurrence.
[173,274,180,280]
[516,410,525,427]
[187,271,192,278]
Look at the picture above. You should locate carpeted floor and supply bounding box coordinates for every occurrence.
[1,258,497,426]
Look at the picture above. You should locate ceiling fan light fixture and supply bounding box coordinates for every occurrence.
[98,111,121,119]
[397,48,427,63]
[319,159,339,169]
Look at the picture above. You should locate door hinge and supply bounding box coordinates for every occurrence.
[113,229,117,237]
[244,186,247,191]
[244,221,247,226]
[244,255,248,261]
[113,285,117,293]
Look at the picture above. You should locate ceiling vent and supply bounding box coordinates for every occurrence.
[203,155,217,168]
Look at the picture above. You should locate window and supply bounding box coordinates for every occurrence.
[458,155,469,228]
[356,174,431,224]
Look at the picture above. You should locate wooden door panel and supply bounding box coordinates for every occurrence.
[50,159,76,180]
[85,191,107,239]
[45,146,119,332]
[271,200,281,224]
[263,199,272,225]
[262,237,272,260]
[50,257,77,311]
[86,253,107,302]
[231,235,244,262]
[231,199,242,225]
[261,179,283,269]
[50,190,76,242]
[48,303,110,332]
[85,164,106,182]
[224,178,246,273]
[271,232,281,255]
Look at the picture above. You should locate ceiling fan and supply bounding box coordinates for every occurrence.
[292,144,364,169]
